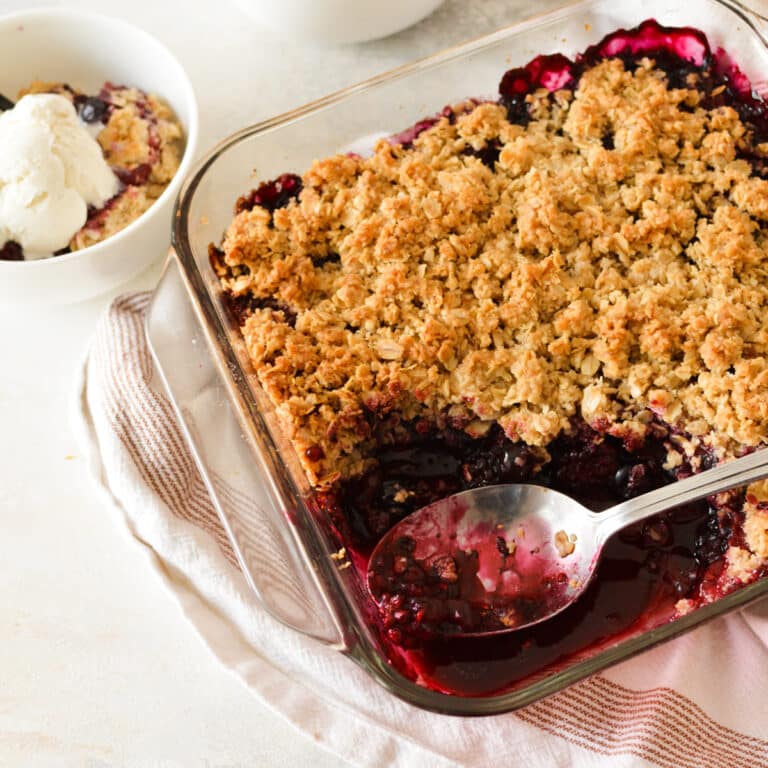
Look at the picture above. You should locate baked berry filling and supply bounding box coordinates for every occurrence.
[214,19,768,696]
[235,173,303,215]
[0,241,23,262]
[323,419,726,625]
[307,414,759,695]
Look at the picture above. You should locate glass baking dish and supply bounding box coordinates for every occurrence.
[147,0,768,714]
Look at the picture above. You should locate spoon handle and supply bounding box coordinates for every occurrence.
[593,448,768,544]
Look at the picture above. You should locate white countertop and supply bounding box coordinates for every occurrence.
[0,0,568,765]
[8,1,768,765]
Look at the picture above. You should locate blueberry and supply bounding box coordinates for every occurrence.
[77,96,109,124]
[115,163,152,186]
[462,140,502,169]
[0,241,23,261]
[0,93,14,111]
[614,463,654,498]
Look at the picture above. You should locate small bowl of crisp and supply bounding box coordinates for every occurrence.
[0,8,199,304]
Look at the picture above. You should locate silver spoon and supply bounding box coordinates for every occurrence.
[367,448,768,638]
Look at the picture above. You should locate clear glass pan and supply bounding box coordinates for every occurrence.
[147,0,768,714]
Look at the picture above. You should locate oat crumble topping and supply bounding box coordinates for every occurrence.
[216,56,768,506]
[553,530,576,558]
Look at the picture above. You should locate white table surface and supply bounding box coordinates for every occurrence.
[0,0,572,765]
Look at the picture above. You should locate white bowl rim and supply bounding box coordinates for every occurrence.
[0,6,200,271]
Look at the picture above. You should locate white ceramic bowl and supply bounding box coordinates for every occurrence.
[235,0,445,45]
[0,8,199,304]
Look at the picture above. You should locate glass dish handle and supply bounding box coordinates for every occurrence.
[146,254,345,648]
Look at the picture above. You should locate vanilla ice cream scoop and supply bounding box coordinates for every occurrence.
[0,94,119,258]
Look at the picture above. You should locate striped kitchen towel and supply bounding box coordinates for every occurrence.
[74,291,768,768]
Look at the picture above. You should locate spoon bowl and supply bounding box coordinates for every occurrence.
[367,448,768,638]
[367,484,597,636]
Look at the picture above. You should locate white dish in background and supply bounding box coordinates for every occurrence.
[234,0,444,45]
[0,8,199,305]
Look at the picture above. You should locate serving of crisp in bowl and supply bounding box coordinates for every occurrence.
[0,8,198,304]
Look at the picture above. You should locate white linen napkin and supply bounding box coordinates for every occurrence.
[73,292,768,768]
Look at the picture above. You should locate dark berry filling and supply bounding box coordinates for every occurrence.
[499,53,575,125]
[338,424,541,549]
[389,106,457,148]
[311,252,342,268]
[115,163,153,187]
[368,532,573,640]
[235,173,303,215]
[74,95,109,124]
[318,417,749,693]
[462,139,502,169]
[0,241,23,261]
[497,17,768,154]
[221,290,298,329]
[580,19,708,72]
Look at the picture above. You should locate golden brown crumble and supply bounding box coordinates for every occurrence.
[553,530,576,558]
[725,545,764,583]
[216,53,768,542]
[330,547,347,561]
[96,87,182,193]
